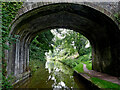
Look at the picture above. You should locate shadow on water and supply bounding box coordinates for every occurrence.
[14,60,90,89]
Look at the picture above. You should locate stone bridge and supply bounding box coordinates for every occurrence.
[6,1,120,82]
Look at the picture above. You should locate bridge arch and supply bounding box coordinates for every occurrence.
[8,2,120,78]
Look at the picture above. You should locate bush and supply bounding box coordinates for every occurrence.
[60,52,92,71]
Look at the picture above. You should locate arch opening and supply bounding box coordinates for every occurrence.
[29,28,92,71]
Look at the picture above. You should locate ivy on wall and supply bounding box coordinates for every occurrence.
[1,2,23,89]
[2,2,23,49]
[114,13,120,24]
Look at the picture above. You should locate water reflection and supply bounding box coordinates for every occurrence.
[45,61,78,89]
[14,60,86,89]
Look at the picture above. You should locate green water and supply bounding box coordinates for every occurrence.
[14,61,87,89]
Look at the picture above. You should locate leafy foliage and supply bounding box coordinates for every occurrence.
[2,2,23,89]
[60,53,92,69]
[2,2,22,44]
[52,29,91,57]
[30,30,54,61]
[114,13,120,23]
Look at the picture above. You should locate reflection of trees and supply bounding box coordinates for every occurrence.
[45,61,78,88]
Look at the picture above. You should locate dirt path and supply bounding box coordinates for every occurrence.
[83,64,120,85]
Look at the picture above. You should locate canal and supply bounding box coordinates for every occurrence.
[14,60,88,89]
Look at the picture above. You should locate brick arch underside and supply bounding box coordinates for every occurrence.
[8,3,120,77]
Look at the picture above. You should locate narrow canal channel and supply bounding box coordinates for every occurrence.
[14,60,88,89]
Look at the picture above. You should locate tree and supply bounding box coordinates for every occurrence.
[52,29,91,57]
[30,30,54,61]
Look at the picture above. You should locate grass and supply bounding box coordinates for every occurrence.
[60,53,92,73]
[81,61,92,70]
[73,60,92,73]
[73,63,84,73]
[86,62,92,70]
[90,77,120,88]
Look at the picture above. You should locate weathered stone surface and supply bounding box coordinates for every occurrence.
[7,1,120,80]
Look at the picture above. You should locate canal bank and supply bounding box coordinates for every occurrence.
[74,64,120,89]
[14,60,120,89]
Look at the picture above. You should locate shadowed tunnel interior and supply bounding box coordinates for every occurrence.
[8,3,120,77]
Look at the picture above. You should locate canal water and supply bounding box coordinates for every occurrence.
[14,60,88,89]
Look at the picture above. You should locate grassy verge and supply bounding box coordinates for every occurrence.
[81,61,92,70]
[90,77,120,88]
[59,55,120,89]
[60,53,92,72]
[73,63,84,73]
